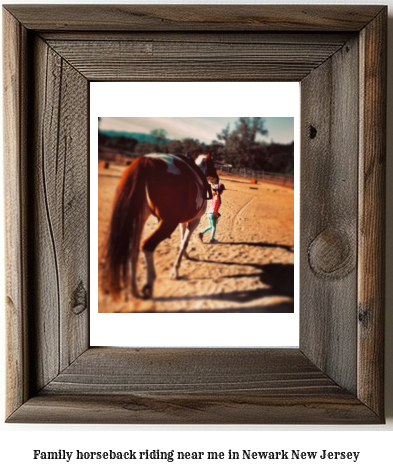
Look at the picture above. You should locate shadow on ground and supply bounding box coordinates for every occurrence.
[223,240,294,252]
[153,242,294,312]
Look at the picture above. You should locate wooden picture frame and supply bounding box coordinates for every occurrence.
[3,5,386,424]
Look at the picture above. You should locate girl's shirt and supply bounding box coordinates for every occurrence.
[207,194,221,215]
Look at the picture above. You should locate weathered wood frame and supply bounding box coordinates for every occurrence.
[3,5,386,424]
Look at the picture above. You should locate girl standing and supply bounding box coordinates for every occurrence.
[198,182,226,243]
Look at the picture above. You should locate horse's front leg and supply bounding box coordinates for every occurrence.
[171,218,200,280]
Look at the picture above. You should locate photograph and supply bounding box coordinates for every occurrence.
[97,117,295,314]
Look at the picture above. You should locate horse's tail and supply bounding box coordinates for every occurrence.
[103,157,153,299]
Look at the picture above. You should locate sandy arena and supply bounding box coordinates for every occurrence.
[98,164,294,313]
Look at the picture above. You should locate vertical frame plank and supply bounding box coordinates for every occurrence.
[3,10,30,416]
[30,37,89,390]
[358,8,387,418]
[300,36,359,393]
[30,38,60,388]
[57,58,89,367]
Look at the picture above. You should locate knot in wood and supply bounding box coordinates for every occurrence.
[72,281,87,315]
[358,307,370,325]
[309,125,317,139]
[308,228,354,279]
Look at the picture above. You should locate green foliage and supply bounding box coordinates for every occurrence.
[167,140,184,155]
[134,141,157,154]
[263,142,294,174]
[181,138,204,157]
[217,117,268,168]
[151,128,168,152]
[98,131,138,153]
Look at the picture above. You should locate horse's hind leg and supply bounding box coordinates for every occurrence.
[129,200,150,299]
[179,222,190,260]
[141,219,178,298]
[171,218,200,280]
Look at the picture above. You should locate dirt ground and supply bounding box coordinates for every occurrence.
[98,164,294,313]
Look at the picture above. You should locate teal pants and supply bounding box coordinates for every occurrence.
[201,215,217,240]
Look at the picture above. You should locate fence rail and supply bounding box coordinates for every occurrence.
[215,164,294,188]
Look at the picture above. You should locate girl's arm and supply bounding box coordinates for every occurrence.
[212,195,220,216]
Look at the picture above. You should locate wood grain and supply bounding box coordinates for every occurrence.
[46,37,349,82]
[300,36,359,394]
[40,31,354,44]
[3,9,30,418]
[3,5,384,31]
[358,9,387,417]
[44,348,339,395]
[7,348,379,424]
[29,36,89,391]
[9,392,378,425]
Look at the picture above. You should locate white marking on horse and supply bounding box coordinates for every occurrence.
[195,154,208,173]
[145,185,153,209]
[146,153,183,175]
[146,153,205,188]
[195,180,204,209]
[194,154,211,208]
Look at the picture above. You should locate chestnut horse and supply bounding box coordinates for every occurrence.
[104,153,219,299]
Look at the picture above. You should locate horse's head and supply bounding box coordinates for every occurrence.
[196,152,219,185]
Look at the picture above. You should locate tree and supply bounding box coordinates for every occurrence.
[151,128,168,152]
[206,140,225,160]
[167,140,184,155]
[217,117,269,169]
[182,138,203,157]
[264,142,294,174]
[135,141,156,155]
[98,131,108,147]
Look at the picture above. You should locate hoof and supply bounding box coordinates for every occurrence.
[141,284,153,299]
[171,270,179,280]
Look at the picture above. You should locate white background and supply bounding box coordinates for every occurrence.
[1,0,392,472]
[90,82,300,347]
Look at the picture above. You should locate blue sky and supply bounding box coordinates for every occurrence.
[99,117,294,145]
